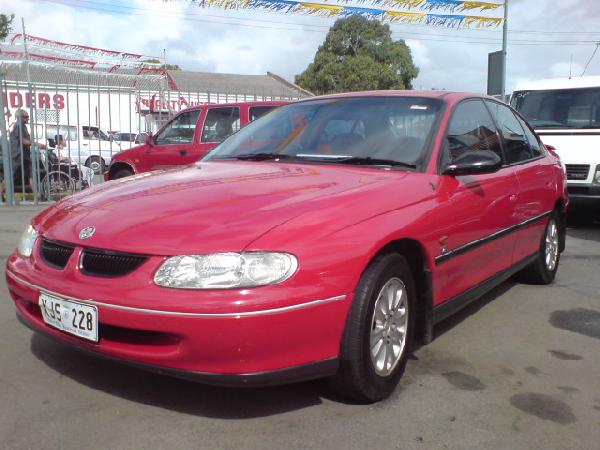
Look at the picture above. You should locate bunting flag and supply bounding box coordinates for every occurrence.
[317,0,502,12]
[0,50,97,68]
[9,34,146,61]
[197,0,504,28]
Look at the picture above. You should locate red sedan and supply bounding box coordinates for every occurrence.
[6,91,568,402]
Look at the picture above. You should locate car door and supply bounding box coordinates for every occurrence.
[485,101,558,263]
[434,99,519,303]
[143,109,202,171]
[196,106,241,158]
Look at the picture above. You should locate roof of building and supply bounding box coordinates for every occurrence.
[168,70,312,98]
[0,60,312,99]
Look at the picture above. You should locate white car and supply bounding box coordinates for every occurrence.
[39,125,139,174]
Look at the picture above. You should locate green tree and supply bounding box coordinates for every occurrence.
[0,14,14,42]
[142,58,181,70]
[296,16,419,94]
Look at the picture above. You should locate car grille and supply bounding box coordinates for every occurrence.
[41,239,75,269]
[80,248,148,278]
[565,164,590,180]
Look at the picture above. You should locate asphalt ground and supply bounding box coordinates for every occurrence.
[1,206,599,450]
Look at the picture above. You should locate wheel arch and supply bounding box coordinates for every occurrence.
[107,162,136,180]
[367,238,434,345]
[554,197,567,253]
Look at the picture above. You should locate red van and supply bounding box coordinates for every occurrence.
[105,101,288,180]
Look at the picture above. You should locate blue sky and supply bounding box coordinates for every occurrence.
[1,0,600,92]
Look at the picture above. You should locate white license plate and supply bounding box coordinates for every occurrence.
[39,292,99,343]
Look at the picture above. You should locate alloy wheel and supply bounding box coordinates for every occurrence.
[545,218,559,271]
[369,277,409,377]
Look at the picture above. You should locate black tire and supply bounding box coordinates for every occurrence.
[85,156,105,175]
[329,253,416,403]
[111,168,134,180]
[518,211,561,285]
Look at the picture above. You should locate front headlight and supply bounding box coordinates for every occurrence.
[594,165,600,184]
[154,252,298,289]
[17,225,38,257]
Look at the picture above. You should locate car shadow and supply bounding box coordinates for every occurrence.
[29,333,330,418]
[430,280,516,342]
[566,213,600,242]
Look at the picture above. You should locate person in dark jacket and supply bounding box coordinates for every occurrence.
[10,109,32,187]
[9,109,45,189]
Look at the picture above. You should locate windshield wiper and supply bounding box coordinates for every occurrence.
[332,156,417,169]
[233,152,294,161]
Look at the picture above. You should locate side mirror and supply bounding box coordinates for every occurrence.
[145,133,154,147]
[442,150,502,176]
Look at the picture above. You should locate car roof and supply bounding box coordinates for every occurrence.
[183,100,289,112]
[514,76,600,91]
[294,90,497,105]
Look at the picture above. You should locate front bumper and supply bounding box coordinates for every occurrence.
[6,252,349,385]
[568,185,600,209]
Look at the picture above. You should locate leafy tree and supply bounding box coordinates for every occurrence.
[296,16,419,94]
[0,13,14,42]
[142,58,181,70]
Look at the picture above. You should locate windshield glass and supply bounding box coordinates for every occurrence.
[511,88,600,129]
[204,97,443,169]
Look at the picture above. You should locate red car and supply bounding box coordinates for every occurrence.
[7,91,568,402]
[105,101,288,180]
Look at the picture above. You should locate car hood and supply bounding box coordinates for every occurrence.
[34,161,431,255]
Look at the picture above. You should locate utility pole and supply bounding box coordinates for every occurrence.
[500,0,509,102]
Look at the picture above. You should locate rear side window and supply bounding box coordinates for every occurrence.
[486,101,533,164]
[249,106,277,122]
[444,99,503,166]
[202,107,241,143]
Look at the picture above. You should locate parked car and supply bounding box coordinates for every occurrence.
[7,91,568,402]
[113,132,147,145]
[105,101,288,180]
[511,76,600,212]
[37,124,134,175]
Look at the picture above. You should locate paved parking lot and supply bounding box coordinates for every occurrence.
[1,206,599,450]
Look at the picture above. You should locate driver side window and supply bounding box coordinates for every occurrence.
[155,110,200,145]
[443,100,503,167]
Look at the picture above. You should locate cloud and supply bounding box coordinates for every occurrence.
[550,61,585,79]
[1,0,600,92]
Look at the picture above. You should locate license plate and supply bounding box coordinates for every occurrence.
[39,292,99,343]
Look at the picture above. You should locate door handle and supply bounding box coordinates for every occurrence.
[180,149,188,156]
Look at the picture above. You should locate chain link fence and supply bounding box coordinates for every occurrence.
[1,60,306,206]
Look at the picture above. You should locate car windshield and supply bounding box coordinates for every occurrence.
[205,97,443,169]
[511,88,600,129]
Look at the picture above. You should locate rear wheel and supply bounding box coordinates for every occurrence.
[330,253,415,403]
[518,211,561,285]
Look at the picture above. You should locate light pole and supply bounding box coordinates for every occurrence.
[501,0,509,101]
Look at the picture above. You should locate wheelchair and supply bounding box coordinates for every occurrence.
[11,140,91,202]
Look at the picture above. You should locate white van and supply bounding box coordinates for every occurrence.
[511,76,600,211]
[34,124,137,174]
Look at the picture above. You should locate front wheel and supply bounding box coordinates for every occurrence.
[330,253,415,403]
[518,212,561,285]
